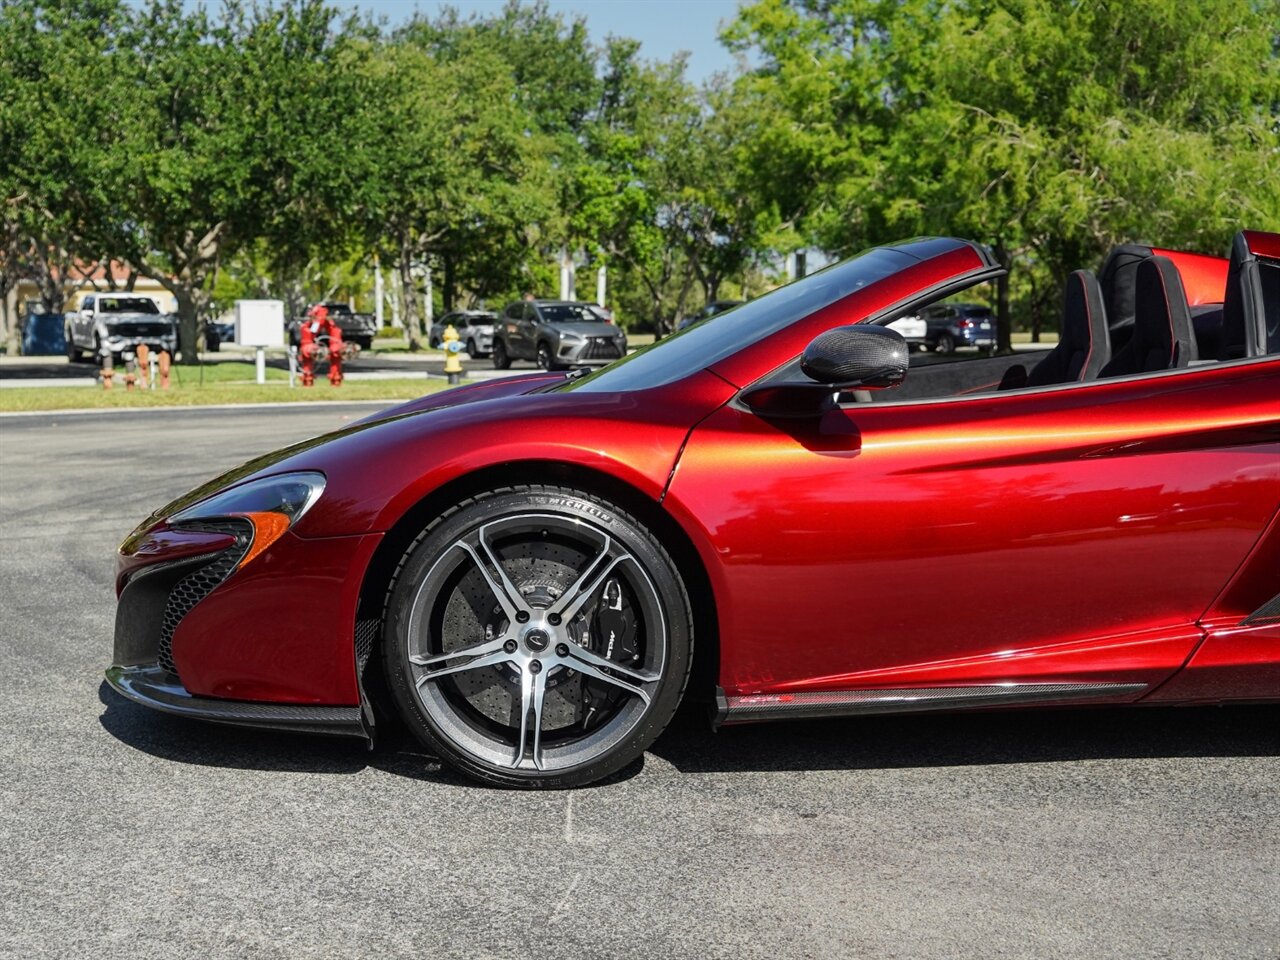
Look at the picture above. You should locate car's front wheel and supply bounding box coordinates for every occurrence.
[65,326,82,362]
[383,485,693,789]
[536,341,559,371]
[934,332,956,355]
[492,340,511,369]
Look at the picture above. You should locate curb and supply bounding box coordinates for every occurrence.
[0,399,402,419]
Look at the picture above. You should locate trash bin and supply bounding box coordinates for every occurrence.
[21,313,67,356]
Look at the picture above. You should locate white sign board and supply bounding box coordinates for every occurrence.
[234,299,285,347]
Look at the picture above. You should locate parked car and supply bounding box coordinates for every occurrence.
[288,302,376,351]
[886,312,929,351]
[106,230,1280,790]
[205,319,236,352]
[64,294,177,363]
[920,302,997,354]
[677,300,744,331]
[428,310,498,357]
[491,299,627,370]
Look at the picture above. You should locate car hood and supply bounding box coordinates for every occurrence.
[354,372,563,424]
[134,368,735,539]
[99,313,171,323]
[134,373,566,527]
[546,322,620,335]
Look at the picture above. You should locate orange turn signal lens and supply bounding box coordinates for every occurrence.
[236,511,292,569]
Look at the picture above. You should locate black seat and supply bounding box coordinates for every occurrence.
[1219,231,1267,360]
[1099,256,1198,377]
[1027,270,1110,386]
[1098,243,1152,353]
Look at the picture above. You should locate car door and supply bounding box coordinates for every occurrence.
[514,303,539,359]
[666,360,1280,700]
[76,296,95,346]
[500,304,525,357]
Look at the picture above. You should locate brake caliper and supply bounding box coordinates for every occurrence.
[579,577,639,727]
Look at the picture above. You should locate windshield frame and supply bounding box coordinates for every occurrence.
[99,297,160,314]
[557,238,991,394]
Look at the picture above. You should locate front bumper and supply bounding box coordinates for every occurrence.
[106,664,366,737]
[109,518,381,739]
[558,336,626,365]
[104,333,178,354]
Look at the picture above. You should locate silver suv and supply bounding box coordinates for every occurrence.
[492,300,627,370]
[428,310,498,358]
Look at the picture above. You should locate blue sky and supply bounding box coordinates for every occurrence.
[332,0,746,83]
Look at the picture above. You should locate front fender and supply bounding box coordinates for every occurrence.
[288,371,733,537]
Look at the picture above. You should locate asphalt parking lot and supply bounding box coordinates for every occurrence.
[1,404,1277,959]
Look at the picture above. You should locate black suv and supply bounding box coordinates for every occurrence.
[288,302,377,350]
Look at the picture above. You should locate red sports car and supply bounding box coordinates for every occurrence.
[108,231,1280,788]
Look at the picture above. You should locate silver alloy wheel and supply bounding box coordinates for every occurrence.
[404,513,667,773]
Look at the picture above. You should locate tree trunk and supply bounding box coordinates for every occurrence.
[398,244,421,347]
[442,254,456,312]
[29,243,67,315]
[173,285,200,363]
[704,272,721,304]
[0,291,13,354]
[994,240,1012,355]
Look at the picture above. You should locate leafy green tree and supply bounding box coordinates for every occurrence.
[725,0,1280,347]
[0,0,130,333]
[98,1,379,361]
[567,39,704,331]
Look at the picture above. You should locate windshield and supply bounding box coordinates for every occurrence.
[99,297,159,314]
[540,304,609,324]
[558,246,913,392]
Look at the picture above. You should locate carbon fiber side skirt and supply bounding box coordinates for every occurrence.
[714,682,1148,727]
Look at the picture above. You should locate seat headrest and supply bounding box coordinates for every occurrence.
[1099,243,1152,349]
[1062,269,1110,378]
[1133,255,1197,371]
[1220,230,1266,360]
[1026,269,1109,386]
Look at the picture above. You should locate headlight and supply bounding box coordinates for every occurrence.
[170,471,325,568]
[559,332,583,342]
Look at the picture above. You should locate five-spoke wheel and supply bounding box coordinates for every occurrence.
[384,486,692,788]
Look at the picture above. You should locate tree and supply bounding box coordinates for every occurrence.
[361,16,559,343]
[0,0,131,336]
[94,1,376,362]
[567,39,706,331]
[725,0,1280,346]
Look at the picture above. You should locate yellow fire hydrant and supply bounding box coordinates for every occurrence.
[442,323,464,385]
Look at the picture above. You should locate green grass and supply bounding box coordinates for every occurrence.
[162,360,291,383]
[1012,331,1059,345]
[0,378,452,412]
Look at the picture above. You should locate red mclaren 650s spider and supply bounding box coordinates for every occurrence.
[108,231,1280,788]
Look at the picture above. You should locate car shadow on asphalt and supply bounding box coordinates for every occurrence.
[650,700,1280,773]
[96,680,630,788]
[99,681,1278,783]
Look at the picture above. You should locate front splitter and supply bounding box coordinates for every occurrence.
[105,663,369,740]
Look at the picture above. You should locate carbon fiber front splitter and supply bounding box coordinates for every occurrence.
[105,663,369,740]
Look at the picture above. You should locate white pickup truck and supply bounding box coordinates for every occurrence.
[65,294,179,363]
